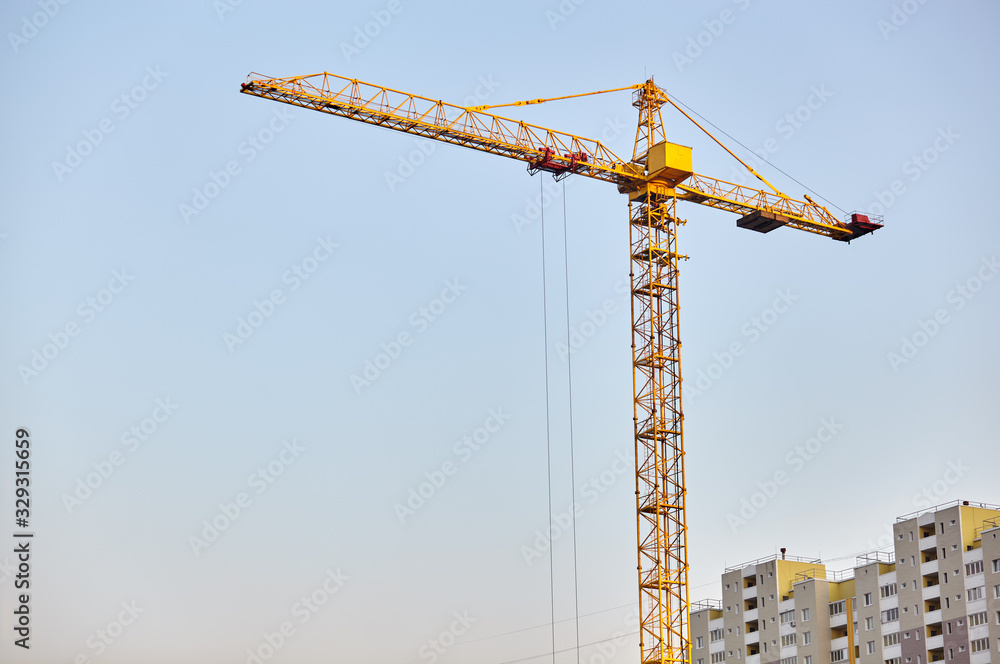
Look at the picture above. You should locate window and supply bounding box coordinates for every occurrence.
[902,607,908,614]
[943,573,948,583]
[946,622,952,635]
[993,558,1000,573]
[698,659,705,664]
[726,584,731,590]
[908,532,913,541]
[832,649,847,663]
[948,649,953,661]
[950,519,956,525]
[868,641,877,655]
[969,611,987,627]
[803,632,812,646]
[782,634,798,647]
[866,617,874,630]
[727,606,731,612]
[910,556,916,566]
[769,572,774,578]
[904,632,910,639]
[805,657,812,664]
[697,637,705,649]
[996,610,1000,625]
[738,649,742,660]
[738,627,742,637]
[994,585,999,599]
[864,592,873,606]
[712,653,726,663]
[901,582,907,589]
[880,583,897,598]
[945,597,950,609]
[881,608,898,623]
[781,610,795,625]
[966,561,983,576]
[830,601,846,617]
[957,619,964,626]
[970,639,989,653]
[884,633,900,647]
[728,628,733,635]
[711,629,724,642]
[781,658,797,664]
[802,608,811,622]
[885,659,901,664]
[968,586,984,601]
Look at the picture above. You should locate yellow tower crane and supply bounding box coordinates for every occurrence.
[239,72,882,664]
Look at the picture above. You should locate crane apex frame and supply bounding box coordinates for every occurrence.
[239,71,882,664]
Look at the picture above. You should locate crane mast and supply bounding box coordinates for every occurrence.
[240,71,882,664]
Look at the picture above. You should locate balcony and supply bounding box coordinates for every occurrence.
[923,609,942,625]
[744,608,758,622]
[830,613,848,628]
[918,534,937,551]
[744,585,758,600]
[925,634,943,650]
[831,635,849,651]
[920,559,938,575]
[922,584,940,601]
[746,655,761,664]
[745,631,759,646]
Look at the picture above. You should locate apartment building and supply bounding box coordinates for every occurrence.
[692,501,1000,664]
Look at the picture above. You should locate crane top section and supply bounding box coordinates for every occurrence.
[240,72,882,243]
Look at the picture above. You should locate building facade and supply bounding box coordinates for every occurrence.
[692,501,1000,664]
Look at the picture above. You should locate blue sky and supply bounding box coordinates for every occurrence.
[1,1,998,662]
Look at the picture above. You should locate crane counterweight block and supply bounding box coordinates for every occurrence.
[737,209,791,234]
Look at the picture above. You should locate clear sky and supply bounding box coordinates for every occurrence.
[1,1,998,663]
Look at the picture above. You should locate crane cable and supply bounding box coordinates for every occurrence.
[539,176,558,664]
[539,177,584,664]
[561,181,582,663]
